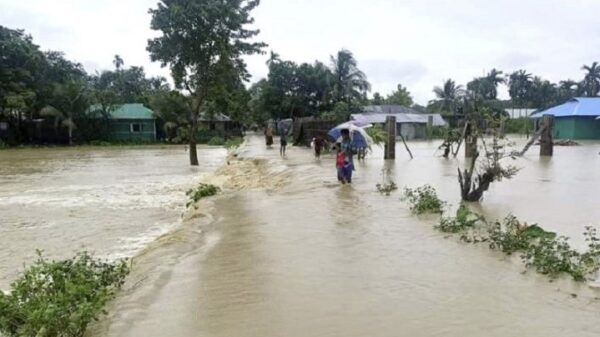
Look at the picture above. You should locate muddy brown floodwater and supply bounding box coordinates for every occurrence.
[87,135,600,337]
[0,145,226,290]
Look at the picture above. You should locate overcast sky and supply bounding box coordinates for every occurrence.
[1,0,599,104]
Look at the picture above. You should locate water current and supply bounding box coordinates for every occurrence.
[1,137,599,337]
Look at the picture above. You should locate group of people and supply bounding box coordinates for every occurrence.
[264,125,356,185]
[264,125,289,157]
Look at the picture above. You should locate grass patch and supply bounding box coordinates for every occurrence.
[186,183,220,207]
[207,137,225,146]
[225,137,244,149]
[402,185,446,214]
[0,251,129,337]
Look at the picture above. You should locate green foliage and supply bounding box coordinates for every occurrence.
[366,126,387,145]
[402,185,446,214]
[437,204,485,233]
[225,137,244,149]
[0,139,8,149]
[207,137,225,146]
[503,117,532,134]
[186,184,220,208]
[0,251,129,337]
[488,215,556,255]
[385,83,413,106]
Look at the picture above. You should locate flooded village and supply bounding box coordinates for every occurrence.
[1,1,600,337]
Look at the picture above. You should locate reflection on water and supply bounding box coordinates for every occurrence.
[0,145,226,289]
[95,135,600,337]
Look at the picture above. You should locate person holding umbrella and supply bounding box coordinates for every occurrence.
[337,128,354,184]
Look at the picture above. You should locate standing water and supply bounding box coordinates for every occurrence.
[0,145,226,290]
[92,135,600,337]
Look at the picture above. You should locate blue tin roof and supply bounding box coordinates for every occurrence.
[89,104,155,120]
[530,98,600,118]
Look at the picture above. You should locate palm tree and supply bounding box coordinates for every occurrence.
[330,49,371,106]
[558,80,578,102]
[485,68,505,99]
[508,70,532,116]
[581,62,600,97]
[433,79,464,113]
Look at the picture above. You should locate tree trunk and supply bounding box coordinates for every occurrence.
[68,125,73,146]
[189,116,199,166]
[540,115,554,157]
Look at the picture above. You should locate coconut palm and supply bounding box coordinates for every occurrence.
[581,62,600,97]
[433,79,464,113]
[330,49,371,105]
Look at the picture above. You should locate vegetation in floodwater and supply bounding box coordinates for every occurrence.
[207,136,226,146]
[376,167,397,196]
[0,139,8,149]
[225,137,244,149]
[437,203,485,234]
[186,183,220,208]
[0,251,129,337]
[488,215,556,255]
[402,185,446,214]
[366,126,387,146]
[458,109,520,202]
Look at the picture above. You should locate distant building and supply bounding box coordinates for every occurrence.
[505,108,538,119]
[353,105,448,140]
[529,97,600,140]
[91,104,157,141]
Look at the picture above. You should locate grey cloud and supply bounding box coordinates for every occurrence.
[360,59,428,86]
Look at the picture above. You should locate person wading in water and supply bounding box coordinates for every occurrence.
[336,129,354,184]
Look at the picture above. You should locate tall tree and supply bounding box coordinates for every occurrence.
[508,70,532,111]
[330,49,370,109]
[385,83,413,106]
[433,79,464,113]
[147,0,265,166]
[370,92,384,105]
[581,62,600,97]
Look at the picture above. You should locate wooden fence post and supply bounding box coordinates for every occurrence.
[384,116,396,160]
[540,115,554,156]
[464,121,477,158]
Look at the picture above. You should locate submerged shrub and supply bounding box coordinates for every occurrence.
[207,136,225,146]
[225,137,244,149]
[437,204,485,233]
[0,139,8,149]
[186,183,220,207]
[376,182,398,196]
[0,251,129,337]
[488,215,556,255]
[402,185,446,214]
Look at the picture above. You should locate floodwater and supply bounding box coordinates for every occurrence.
[0,145,226,290]
[92,135,600,337]
[2,137,600,337]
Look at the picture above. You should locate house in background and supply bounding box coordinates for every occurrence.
[529,98,600,140]
[91,104,157,141]
[353,105,447,140]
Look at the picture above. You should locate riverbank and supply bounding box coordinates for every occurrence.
[91,135,600,337]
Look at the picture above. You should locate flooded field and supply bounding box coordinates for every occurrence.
[0,145,226,290]
[91,135,600,337]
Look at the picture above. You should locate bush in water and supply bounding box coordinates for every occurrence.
[488,215,556,255]
[402,185,446,214]
[186,183,220,207]
[207,137,225,146]
[0,251,129,337]
[225,137,244,149]
[436,203,485,234]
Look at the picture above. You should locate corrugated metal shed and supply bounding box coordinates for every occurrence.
[363,105,421,114]
[351,113,447,126]
[530,98,600,118]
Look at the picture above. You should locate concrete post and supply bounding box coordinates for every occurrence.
[384,116,396,160]
[540,115,554,156]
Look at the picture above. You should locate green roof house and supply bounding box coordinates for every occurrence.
[91,104,157,141]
